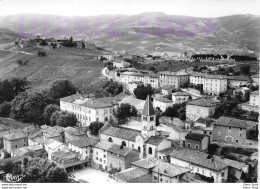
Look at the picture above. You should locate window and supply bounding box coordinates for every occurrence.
[108,137,113,143]
[104,160,106,164]
[195,145,199,149]
[197,168,199,173]
[187,143,190,148]
[86,151,88,154]
[143,116,147,121]
[148,147,153,155]
[160,178,163,182]
[150,117,154,121]
[221,172,225,177]
[236,140,239,143]
[90,150,93,153]
[239,132,242,137]
[99,158,102,162]
[159,156,161,159]
[96,157,98,160]
[121,141,126,147]
[104,155,106,158]
[132,144,134,148]
[138,146,141,153]
[202,170,205,174]
[15,145,18,148]
[96,152,98,155]
[154,176,157,180]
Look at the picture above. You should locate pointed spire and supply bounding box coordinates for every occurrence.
[142,95,155,116]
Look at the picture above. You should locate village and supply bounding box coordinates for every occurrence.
[0,34,258,184]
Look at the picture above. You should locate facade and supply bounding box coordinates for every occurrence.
[213,116,258,144]
[184,133,209,151]
[170,146,228,183]
[189,72,227,95]
[60,94,118,127]
[12,144,45,158]
[107,144,139,172]
[75,41,85,48]
[113,60,131,68]
[172,91,191,104]
[227,76,250,88]
[45,139,68,160]
[68,137,99,160]
[3,131,28,153]
[153,97,172,112]
[145,136,172,158]
[159,71,189,89]
[93,141,113,170]
[240,90,259,112]
[131,157,190,183]
[161,85,176,95]
[119,71,159,88]
[186,98,220,125]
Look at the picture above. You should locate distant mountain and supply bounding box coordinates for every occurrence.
[0,13,259,54]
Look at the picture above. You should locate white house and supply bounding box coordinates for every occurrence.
[60,94,119,127]
[92,141,113,170]
[159,71,189,89]
[153,97,172,112]
[45,139,69,160]
[172,91,191,104]
[113,60,131,68]
[240,90,259,112]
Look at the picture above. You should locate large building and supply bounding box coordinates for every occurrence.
[240,90,259,112]
[227,76,250,88]
[60,94,119,126]
[159,71,189,89]
[99,95,171,159]
[186,98,220,128]
[213,117,258,144]
[189,72,227,95]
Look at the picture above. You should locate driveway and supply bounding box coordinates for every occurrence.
[72,168,112,183]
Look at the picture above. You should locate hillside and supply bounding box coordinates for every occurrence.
[0,46,107,93]
[0,13,259,54]
[0,27,26,44]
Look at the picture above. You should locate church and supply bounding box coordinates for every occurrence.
[99,95,172,159]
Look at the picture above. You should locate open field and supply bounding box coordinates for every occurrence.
[0,46,107,93]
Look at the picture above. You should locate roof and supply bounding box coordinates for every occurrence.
[172,91,191,96]
[187,98,220,107]
[100,123,141,142]
[69,137,99,148]
[154,97,172,103]
[158,147,178,156]
[46,139,65,150]
[52,151,79,160]
[142,95,156,116]
[94,141,113,150]
[251,90,259,95]
[115,168,149,182]
[190,72,226,79]
[20,125,36,133]
[214,156,247,170]
[4,131,26,140]
[132,157,189,178]
[107,145,136,157]
[185,133,207,141]
[44,126,64,138]
[145,136,165,146]
[82,97,117,109]
[170,146,228,171]
[215,117,258,129]
[195,117,207,124]
[227,76,250,81]
[161,85,175,90]
[0,157,21,167]
[64,127,86,136]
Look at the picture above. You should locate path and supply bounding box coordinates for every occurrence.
[0,49,35,56]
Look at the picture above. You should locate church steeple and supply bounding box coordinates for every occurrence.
[141,95,156,138]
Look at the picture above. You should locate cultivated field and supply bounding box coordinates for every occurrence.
[0,46,107,93]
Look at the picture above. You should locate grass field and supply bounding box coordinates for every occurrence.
[0,46,108,93]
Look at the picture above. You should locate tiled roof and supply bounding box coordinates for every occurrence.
[185,133,207,141]
[142,95,156,116]
[172,91,190,96]
[145,136,165,146]
[4,131,26,140]
[64,127,86,136]
[0,157,21,167]
[170,146,228,171]
[52,151,79,160]
[227,76,250,81]
[46,139,65,150]
[20,125,37,133]
[69,137,99,148]
[107,144,134,157]
[94,141,113,150]
[154,97,172,103]
[60,93,94,103]
[100,124,141,142]
[190,72,226,79]
[195,117,207,124]
[115,167,149,182]
[251,90,259,95]
[161,85,175,90]
[132,157,158,169]
[215,116,258,129]
[214,156,247,170]
[44,126,64,138]
[82,97,117,109]
[158,147,178,156]
[153,160,189,177]
[187,98,220,107]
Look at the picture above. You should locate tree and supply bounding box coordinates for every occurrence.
[0,80,14,103]
[0,101,11,117]
[116,103,137,120]
[43,104,60,125]
[134,84,154,100]
[89,121,104,135]
[50,111,77,127]
[38,51,46,57]
[240,64,251,75]
[10,77,29,96]
[104,81,123,96]
[3,160,14,174]
[46,80,78,104]
[22,156,68,183]
[10,90,48,124]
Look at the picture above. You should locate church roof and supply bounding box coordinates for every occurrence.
[142,95,155,116]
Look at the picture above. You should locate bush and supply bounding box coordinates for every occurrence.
[3,161,14,174]
[0,101,11,117]
[89,121,104,135]
[38,51,46,57]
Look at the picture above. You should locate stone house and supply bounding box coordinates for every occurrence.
[3,131,28,154]
[184,133,209,151]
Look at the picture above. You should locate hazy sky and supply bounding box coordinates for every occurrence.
[0,0,259,17]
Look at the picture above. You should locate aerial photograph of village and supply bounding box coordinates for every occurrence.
[0,0,259,186]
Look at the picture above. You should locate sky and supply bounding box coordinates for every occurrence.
[0,0,259,17]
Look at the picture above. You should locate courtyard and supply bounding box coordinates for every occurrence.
[71,167,113,183]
